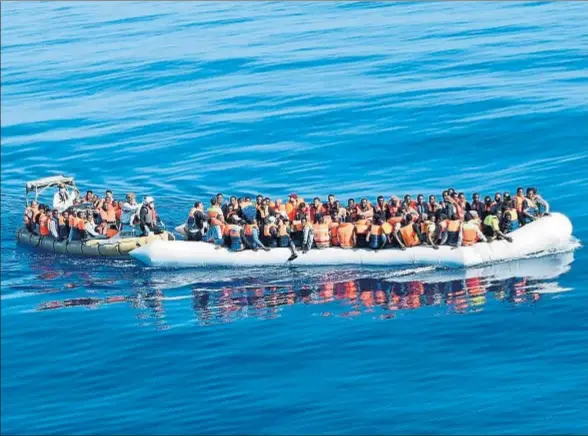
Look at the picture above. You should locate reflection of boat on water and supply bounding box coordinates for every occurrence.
[36,252,575,326]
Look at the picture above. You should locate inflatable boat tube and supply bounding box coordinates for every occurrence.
[15,227,171,258]
[130,213,575,269]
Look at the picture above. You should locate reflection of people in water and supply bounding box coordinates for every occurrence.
[36,273,547,326]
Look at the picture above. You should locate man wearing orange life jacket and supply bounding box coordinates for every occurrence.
[309,197,327,223]
[356,198,374,221]
[244,219,270,252]
[312,215,330,249]
[354,217,371,248]
[366,217,392,249]
[420,214,439,249]
[262,216,279,248]
[445,214,462,247]
[227,215,246,252]
[396,214,422,250]
[275,217,298,261]
[337,221,356,249]
[374,196,388,220]
[325,194,337,216]
[285,194,298,222]
[38,209,51,237]
[328,217,340,247]
[386,212,404,247]
[207,214,225,248]
[461,213,487,246]
[346,199,358,222]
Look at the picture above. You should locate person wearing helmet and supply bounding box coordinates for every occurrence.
[139,196,161,236]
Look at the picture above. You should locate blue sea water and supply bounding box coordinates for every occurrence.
[2,1,588,434]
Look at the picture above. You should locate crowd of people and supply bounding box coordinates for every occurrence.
[23,183,550,259]
[183,187,550,261]
[23,184,165,242]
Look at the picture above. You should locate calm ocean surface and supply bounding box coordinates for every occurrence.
[2,2,588,435]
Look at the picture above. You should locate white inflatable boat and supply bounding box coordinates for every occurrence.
[129,213,575,269]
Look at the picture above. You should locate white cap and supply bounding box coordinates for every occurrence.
[268,216,276,224]
[144,196,154,204]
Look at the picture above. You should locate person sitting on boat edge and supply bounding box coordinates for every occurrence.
[445,214,462,247]
[275,216,298,261]
[396,214,421,250]
[262,215,279,248]
[501,202,520,234]
[243,218,270,252]
[300,216,314,253]
[420,213,439,250]
[461,213,487,246]
[313,214,330,249]
[366,217,391,250]
[483,209,513,243]
[227,215,246,252]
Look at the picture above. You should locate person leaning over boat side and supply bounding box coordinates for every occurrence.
[483,209,513,243]
[313,214,330,249]
[300,216,314,253]
[396,214,421,250]
[275,216,298,261]
[461,212,487,246]
[244,218,270,252]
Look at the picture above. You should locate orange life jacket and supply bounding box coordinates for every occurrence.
[337,222,355,249]
[210,217,223,227]
[381,222,393,235]
[313,223,330,248]
[447,219,461,232]
[369,224,382,236]
[400,224,420,247]
[355,219,369,235]
[328,222,340,246]
[39,215,50,236]
[285,202,296,222]
[387,216,403,227]
[462,223,479,246]
[106,227,118,238]
[76,218,86,231]
[100,205,116,223]
[69,215,76,227]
